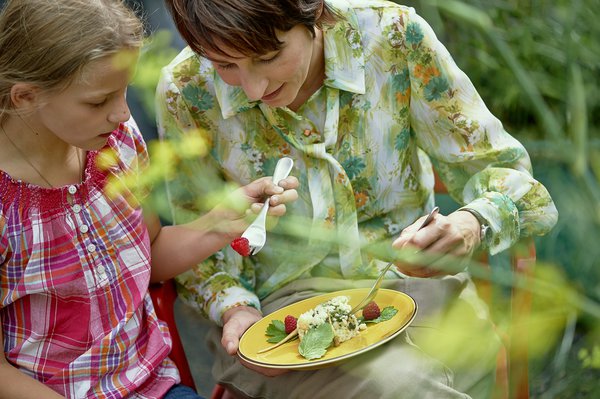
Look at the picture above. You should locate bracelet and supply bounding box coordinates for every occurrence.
[458,208,491,249]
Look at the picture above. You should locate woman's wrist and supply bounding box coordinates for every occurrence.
[457,208,490,248]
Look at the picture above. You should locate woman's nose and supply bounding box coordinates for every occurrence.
[239,71,269,101]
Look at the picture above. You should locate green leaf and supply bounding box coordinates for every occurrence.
[363,306,398,324]
[298,323,335,360]
[265,320,287,343]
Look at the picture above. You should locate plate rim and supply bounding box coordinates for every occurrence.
[237,288,418,370]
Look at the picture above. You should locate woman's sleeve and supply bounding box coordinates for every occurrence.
[155,64,261,325]
[402,9,557,254]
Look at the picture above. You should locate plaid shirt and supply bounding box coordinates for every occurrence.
[0,120,179,398]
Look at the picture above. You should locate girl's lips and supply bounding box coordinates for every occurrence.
[261,84,284,102]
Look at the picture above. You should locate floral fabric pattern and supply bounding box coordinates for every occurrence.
[156,0,558,324]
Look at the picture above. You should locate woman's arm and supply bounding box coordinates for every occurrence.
[0,328,65,399]
[400,9,557,255]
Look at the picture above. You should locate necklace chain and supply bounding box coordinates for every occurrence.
[0,122,82,188]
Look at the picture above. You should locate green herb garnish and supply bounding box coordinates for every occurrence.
[298,323,335,360]
[265,319,287,343]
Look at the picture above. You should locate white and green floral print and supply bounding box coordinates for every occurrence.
[156,0,557,324]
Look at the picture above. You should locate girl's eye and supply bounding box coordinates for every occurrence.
[89,99,107,107]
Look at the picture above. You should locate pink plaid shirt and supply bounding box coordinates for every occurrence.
[0,120,179,398]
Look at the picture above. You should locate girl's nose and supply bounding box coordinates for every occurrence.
[108,96,131,124]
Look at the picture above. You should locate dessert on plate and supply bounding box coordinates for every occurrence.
[297,295,366,346]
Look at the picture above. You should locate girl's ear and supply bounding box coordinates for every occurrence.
[10,83,41,111]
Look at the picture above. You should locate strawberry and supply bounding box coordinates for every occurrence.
[231,237,251,256]
[362,301,381,320]
[284,315,297,334]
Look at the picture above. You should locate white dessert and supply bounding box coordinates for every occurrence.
[297,295,366,346]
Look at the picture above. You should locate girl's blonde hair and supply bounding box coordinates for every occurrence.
[0,0,144,121]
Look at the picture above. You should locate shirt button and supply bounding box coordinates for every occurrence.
[79,224,89,234]
[97,265,106,275]
[72,204,82,213]
[87,244,96,253]
[68,185,77,195]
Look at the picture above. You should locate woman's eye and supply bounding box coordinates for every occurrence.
[217,63,235,70]
[258,53,279,64]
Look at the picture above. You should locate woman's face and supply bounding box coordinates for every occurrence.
[205,24,324,109]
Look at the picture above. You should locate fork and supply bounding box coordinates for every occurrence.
[256,206,440,354]
[241,157,294,255]
[349,206,440,315]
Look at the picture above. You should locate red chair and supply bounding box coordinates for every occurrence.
[149,279,196,391]
[150,175,535,399]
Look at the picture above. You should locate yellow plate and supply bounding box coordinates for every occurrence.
[237,288,417,370]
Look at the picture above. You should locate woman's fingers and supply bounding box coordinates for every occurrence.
[221,306,262,355]
[393,212,478,255]
[393,221,441,250]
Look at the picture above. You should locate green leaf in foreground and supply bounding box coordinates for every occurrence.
[362,306,398,324]
[298,323,335,360]
[265,319,287,343]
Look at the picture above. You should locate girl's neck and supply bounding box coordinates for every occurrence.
[0,115,85,187]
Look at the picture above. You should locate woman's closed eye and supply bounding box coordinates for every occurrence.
[257,52,279,64]
[217,63,236,70]
[215,52,280,71]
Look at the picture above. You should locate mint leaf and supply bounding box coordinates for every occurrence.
[362,306,398,324]
[298,323,335,360]
[265,319,287,343]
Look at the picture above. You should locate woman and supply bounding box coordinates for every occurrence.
[157,0,558,397]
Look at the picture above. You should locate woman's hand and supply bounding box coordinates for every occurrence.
[221,305,262,355]
[221,305,289,377]
[391,210,480,277]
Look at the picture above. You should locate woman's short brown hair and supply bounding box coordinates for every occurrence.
[165,0,338,57]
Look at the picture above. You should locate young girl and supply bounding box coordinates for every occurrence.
[0,1,298,398]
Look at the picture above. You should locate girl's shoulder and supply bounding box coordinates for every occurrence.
[0,118,147,216]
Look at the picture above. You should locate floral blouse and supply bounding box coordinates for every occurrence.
[156,0,558,324]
